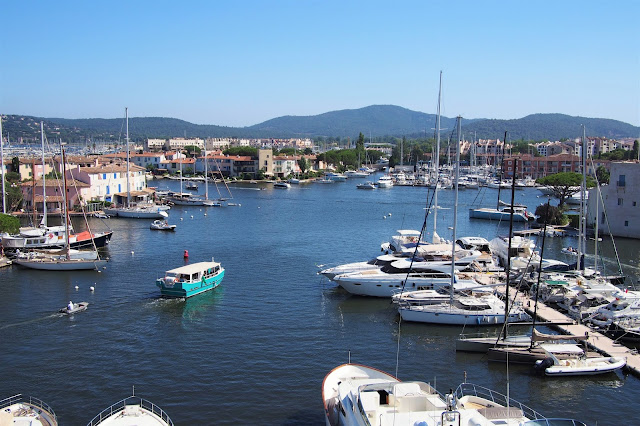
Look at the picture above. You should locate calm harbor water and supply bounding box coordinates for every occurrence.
[2,176,640,425]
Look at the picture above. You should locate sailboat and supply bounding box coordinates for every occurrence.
[14,144,108,271]
[396,118,529,326]
[2,123,112,254]
[167,150,206,206]
[469,137,534,222]
[103,108,170,218]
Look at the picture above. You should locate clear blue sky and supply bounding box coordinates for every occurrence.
[2,0,638,127]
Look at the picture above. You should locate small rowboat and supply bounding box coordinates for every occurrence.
[59,302,89,315]
[150,220,176,231]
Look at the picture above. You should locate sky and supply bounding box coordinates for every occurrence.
[2,0,639,128]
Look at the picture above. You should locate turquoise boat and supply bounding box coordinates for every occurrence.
[156,260,224,298]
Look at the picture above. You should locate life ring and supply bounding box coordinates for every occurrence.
[48,233,54,239]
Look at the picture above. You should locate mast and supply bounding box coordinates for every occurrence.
[204,149,209,201]
[1,115,6,214]
[31,158,37,225]
[531,199,551,349]
[61,143,70,260]
[41,122,47,226]
[433,71,442,240]
[125,108,131,208]
[579,126,587,273]
[497,133,506,210]
[502,152,517,339]
[449,116,461,304]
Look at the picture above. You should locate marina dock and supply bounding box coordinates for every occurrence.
[514,292,640,377]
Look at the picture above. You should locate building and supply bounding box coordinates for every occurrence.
[67,163,148,204]
[273,155,301,177]
[587,161,640,239]
[146,138,166,151]
[503,154,608,179]
[258,149,274,177]
[130,152,167,170]
[21,178,90,213]
[167,138,204,150]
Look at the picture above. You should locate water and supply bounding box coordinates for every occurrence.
[2,177,640,424]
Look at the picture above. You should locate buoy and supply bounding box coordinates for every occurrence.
[383,216,387,219]
[388,213,392,216]
[204,213,207,216]
[180,217,184,221]
[90,286,95,292]
[75,285,79,290]
[131,251,134,255]
[184,250,189,258]
[190,215,194,219]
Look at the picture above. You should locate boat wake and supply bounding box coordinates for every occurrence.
[0,313,63,330]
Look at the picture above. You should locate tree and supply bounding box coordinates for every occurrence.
[11,157,19,174]
[534,203,566,225]
[536,172,595,208]
[223,147,258,157]
[297,157,309,174]
[184,145,201,156]
[0,213,20,234]
[595,165,610,185]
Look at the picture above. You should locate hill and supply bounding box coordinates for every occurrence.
[460,113,639,141]
[2,107,638,143]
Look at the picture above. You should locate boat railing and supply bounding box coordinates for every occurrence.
[0,394,57,421]
[86,396,174,426]
[522,420,587,426]
[455,383,544,420]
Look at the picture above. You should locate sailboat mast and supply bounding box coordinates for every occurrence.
[0,115,5,214]
[449,116,461,304]
[204,149,208,201]
[41,122,47,226]
[502,153,517,339]
[125,107,131,208]
[61,143,70,260]
[497,134,506,210]
[579,126,587,272]
[433,71,442,238]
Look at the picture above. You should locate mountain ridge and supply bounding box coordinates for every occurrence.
[2,105,638,143]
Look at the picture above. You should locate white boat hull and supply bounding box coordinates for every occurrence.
[14,258,107,270]
[540,356,626,376]
[399,305,528,325]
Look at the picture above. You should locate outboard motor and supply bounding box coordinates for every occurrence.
[535,357,554,375]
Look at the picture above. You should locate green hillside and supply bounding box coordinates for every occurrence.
[2,107,638,144]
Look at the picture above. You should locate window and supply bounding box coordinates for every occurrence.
[625,221,629,227]
[634,201,637,207]
[618,198,624,206]
[618,174,626,187]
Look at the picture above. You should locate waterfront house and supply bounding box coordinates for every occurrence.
[67,163,148,204]
[21,178,90,213]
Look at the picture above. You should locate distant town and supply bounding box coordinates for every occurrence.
[1,132,639,239]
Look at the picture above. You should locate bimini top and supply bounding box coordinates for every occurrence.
[165,261,220,276]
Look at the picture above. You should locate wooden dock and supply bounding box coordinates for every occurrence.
[514,292,640,377]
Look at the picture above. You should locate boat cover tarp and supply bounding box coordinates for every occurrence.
[531,328,588,342]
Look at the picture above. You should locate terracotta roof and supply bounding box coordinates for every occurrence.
[80,163,146,173]
[21,179,89,188]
